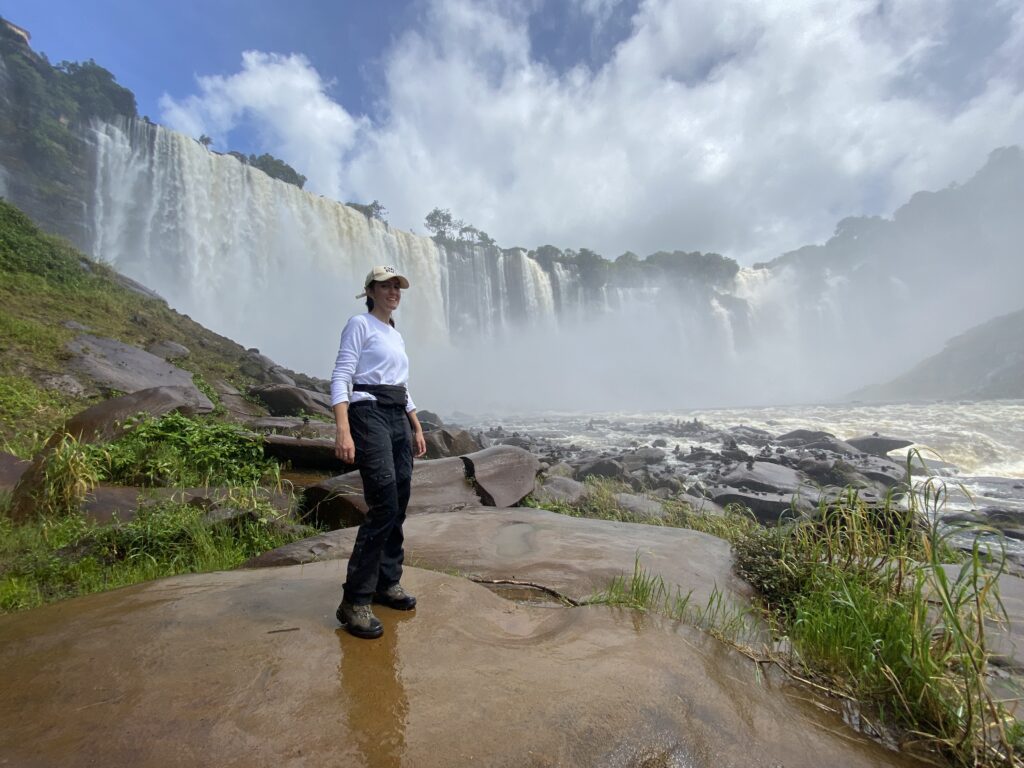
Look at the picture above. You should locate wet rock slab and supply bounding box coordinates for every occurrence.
[250,506,750,609]
[0,563,924,768]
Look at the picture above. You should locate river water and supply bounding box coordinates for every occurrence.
[464,399,1024,557]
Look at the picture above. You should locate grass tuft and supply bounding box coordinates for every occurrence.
[733,471,1017,766]
[525,476,761,544]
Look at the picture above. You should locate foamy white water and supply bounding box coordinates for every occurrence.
[473,400,1024,479]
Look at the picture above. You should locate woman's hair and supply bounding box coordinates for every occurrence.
[365,285,396,327]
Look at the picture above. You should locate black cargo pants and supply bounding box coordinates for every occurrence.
[342,401,414,606]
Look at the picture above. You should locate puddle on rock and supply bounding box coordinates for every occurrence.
[279,469,333,490]
[478,582,569,608]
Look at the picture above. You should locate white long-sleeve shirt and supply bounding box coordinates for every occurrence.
[330,313,417,412]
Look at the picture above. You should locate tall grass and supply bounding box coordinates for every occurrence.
[0,489,308,613]
[734,476,1017,766]
[589,553,759,645]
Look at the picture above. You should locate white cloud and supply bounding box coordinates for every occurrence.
[159,51,366,198]
[161,0,1024,262]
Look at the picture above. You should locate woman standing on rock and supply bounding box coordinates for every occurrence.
[331,265,427,639]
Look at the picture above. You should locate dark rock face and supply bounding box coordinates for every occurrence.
[212,380,267,420]
[845,455,907,487]
[239,350,296,386]
[709,487,817,524]
[249,385,332,418]
[65,335,213,410]
[718,461,807,494]
[417,409,444,429]
[262,434,350,473]
[461,446,540,507]
[622,447,666,470]
[577,458,625,480]
[775,429,837,447]
[679,492,726,516]
[8,387,209,521]
[847,434,914,458]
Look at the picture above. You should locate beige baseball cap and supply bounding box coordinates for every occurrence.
[355,265,410,298]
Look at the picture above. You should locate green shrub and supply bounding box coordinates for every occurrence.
[93,412,276,487]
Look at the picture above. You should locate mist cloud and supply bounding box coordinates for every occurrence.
[161,0,1024,264]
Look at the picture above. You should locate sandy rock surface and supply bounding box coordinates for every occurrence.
[0,562,924,768]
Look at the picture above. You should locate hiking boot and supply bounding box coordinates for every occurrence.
[373,583,417,611]
[336,601,383,639]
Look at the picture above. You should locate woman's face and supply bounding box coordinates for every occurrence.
[370,277,402,311]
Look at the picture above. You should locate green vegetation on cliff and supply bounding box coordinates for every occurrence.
[242,152,307,189]
[0,198,311,613]
[1,16,135,201]
[0,200,264,455]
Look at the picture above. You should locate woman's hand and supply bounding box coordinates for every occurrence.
[333,403,355,463]
[335,431,356,463]
[413,429,426,458]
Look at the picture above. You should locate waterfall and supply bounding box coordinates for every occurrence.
[84,118,1024,412]
[90,119,449,376]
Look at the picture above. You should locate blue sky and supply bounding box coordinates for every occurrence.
[3,1,418,138]
[3,0,1022,263]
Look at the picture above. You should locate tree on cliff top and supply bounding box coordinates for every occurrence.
[347,200,388,223]
[55,59,137,123]
[247,153,306,189]
[425,207,457,239]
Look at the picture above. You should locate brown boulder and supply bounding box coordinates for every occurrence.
[461,445,539,507]
[300,457,476,529]
[212,379,267,420]
[576,457,625,480]
[249,384,332,418]
[423,428,481,459]
[262,434,349,472]
[65,386,210,444]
